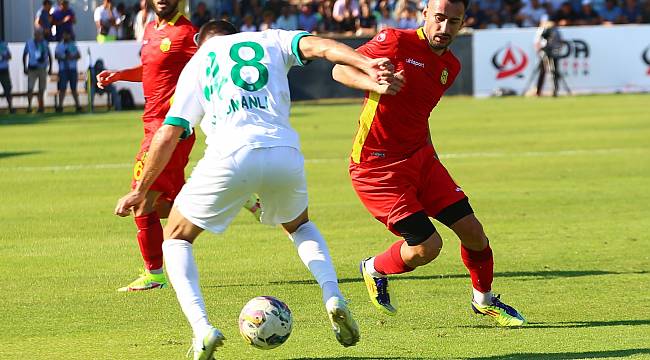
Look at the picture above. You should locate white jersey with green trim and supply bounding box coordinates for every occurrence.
[167,29,311,159]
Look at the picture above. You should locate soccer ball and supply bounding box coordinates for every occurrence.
[238,296,293,350]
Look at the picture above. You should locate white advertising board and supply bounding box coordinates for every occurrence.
[473,25,650,97]
[1,40,144,108]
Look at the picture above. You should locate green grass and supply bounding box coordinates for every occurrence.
[0,94,649,360]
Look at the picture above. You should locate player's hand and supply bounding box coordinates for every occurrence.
[97,70,118,89]
[114,191,145,217]
[365,57,394,79]
[375,70,405,95]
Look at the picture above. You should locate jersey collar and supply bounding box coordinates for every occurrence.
[155,11,182,29]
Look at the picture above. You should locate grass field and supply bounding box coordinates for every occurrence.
[0,94,649,360]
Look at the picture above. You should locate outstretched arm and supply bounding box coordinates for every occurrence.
[297,36,389,82]
[333,64,404,95]
[97,65,143,89]
[114,125,183,216]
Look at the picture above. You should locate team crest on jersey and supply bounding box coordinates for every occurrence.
[376,32,386,42]
[440,69,449,85]
[160,38,172,52]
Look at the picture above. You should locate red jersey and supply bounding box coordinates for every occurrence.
[141,13,197,138]
[351,28,460,164]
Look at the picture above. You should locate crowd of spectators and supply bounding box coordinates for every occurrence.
[188,0,650,35]
[32,0,650,44]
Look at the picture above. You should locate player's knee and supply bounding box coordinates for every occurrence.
[408,233,443,267]
[394,211,441,266]
[452,214,488,251]
[281,208,309,234]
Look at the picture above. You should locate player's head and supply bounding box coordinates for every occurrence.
[422,0,467,51]
[42,0,52,10]
[197,20,238,47]
[148,0,180,20]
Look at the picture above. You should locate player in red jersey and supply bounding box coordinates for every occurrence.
[333,0,526,326]
[98,0,259,292]
[97,0,196,291]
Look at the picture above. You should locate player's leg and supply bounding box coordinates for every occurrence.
[162,206,224,360]
[280,208,359,347]
[442,208,526,326]
[360,211,441,315]
[118,190,168,292]
[166,146,260,359]
[260,146,359,347]
[350,156,428,315]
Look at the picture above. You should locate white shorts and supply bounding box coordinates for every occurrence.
[175,146,308,233]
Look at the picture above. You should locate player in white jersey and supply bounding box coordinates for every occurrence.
[114,21,402,359]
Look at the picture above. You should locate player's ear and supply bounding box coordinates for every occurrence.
[193,33,199,46]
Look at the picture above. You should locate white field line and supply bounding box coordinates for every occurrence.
[0,148,645,172]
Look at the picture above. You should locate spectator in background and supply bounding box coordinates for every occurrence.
[52,0,76,41]
[54,30,82,113]
[240,13,257,31]
[0,38,15,114]
[23,29,52,114]
[215,0,236,19]
[499,2,519,27]
[134,0,154,42]
[356,2,377,35]
[318,0,337,32]
[191,2,212,28]
[115,3,131,40]
[620,0,641,23]
[35,0,55,42]
[95,0,121,43]
[517,0,549,27]
[333,0,359,33]
[577,0,603,24]
[465,1,490,28]
[553,1,580,25]
[274,4,298,30]
[259,10,275,30]
[397,7,420,29]
[600,0,622,22]
[480,0,503,18]
[298,3,319,32]
[264,0,287,18]
[641,0,650,23]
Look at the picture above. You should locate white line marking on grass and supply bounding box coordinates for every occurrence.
[1,148,645,172]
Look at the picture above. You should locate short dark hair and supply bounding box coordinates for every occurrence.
[197,20,238,46]
[428,0,470,10]
[43,0,51,5]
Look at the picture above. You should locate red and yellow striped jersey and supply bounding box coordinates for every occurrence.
[351,28,460,164]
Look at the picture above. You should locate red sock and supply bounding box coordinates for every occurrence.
[134,212,164,271]
[461,244,494,293]
[373,240,414,275]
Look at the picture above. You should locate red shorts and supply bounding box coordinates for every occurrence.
[349,145,466,236]
[131,132,196,203]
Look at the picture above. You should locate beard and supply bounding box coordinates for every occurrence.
[150,0,178,19]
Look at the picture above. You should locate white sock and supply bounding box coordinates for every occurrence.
[472,287,494,306]
[364,257,385,278]
[289,221,343,304]
[163,239,213,340]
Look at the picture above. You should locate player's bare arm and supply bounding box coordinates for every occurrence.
[333,64,405,95]
[297,36,394,83]
[97,65,143,89]
[114,124,183,217]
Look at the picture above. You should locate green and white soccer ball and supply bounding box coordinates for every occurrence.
[238,296,293,350]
